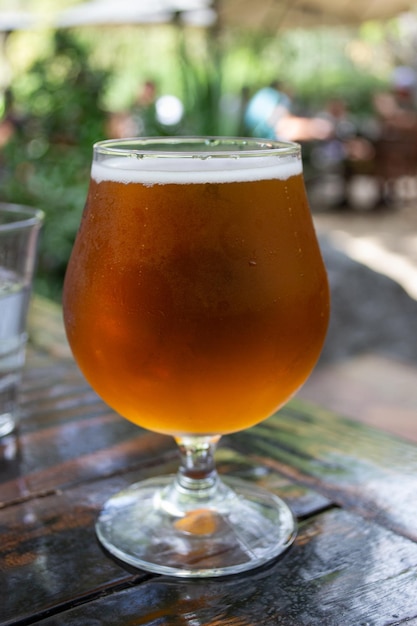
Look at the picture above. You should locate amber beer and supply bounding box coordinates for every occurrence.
[63,143,329,436]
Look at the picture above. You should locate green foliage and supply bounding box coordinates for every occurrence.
[175,27,223,135]
[0,22,398,301]
[0,30,110,300]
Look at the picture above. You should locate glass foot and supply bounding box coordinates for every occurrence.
[96,475,296,578]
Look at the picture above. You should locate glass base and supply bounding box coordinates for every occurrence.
[0,411,17,437]
[96,475,296,578]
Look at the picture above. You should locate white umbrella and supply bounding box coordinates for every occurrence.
[1,0,414,32]
[55,0,415,31]
[0,10,37,32]
[56,0,216,28]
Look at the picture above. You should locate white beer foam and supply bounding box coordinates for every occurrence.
[91,155,302,185]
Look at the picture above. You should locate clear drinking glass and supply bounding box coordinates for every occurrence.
[0,204,44,437]
[63,137,329,577]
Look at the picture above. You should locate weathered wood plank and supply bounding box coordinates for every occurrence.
[2,349,331,511]
[5,346,417,538]
[230,402,417,541]
[5,508,416,626]
[25,297,417,542]
[0,451,330,625]
[0,480,149,625]
[1,345,178,503]
[0,361,178,504]
[6,296,415,625]
[0,430,177,506]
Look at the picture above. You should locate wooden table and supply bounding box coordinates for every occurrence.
[1,298,417,625]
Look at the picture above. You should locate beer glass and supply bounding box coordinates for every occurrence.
[63,137,329,577]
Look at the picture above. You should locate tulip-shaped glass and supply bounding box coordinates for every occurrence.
[63,137,330,577]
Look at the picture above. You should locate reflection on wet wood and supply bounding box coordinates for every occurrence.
[4,508,417,625]
[0,300,416,624]
[230,403,417,541]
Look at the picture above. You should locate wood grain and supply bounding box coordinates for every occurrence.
[230,403,417,541]
[4,509,417,626]
[0,297,416,625]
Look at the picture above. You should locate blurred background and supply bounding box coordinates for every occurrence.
[1,0,416,435]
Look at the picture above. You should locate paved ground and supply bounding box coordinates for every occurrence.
[312,193,417,301]
[295,176,417,442]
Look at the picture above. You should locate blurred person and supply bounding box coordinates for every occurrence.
[373,66,417,125]
[372,66,417,206]
[0,88,27,183]
[244,81,291,139]
[391,66,417,110]
[105,80,159,139]
[0,89,22,149]
[244,80,332,142]
[312,97,376,208]
[131,79,158,136]
[105,111,138,139]
[0,113,15,149]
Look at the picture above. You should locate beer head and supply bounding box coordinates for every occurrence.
[92,137,302,185]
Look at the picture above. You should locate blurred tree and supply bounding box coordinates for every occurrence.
[0,30,110,300]
[0,20,401,301]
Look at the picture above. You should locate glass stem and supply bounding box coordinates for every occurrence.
[157,435,229,516]
[175,435,221,493]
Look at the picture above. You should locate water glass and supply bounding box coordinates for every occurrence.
[0,203,44,437]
